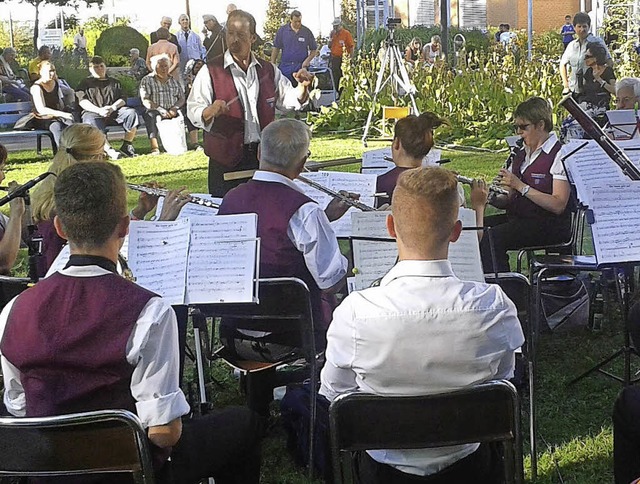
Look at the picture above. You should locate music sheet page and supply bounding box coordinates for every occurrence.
[185,214,258,304]
[352,239,397,291]
[127,219,190,305]
[450,207,485,282]
[589,183,640,265]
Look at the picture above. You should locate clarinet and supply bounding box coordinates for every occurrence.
[560,95,640,180]
[456,174,510,196]
[127,184,220,210]
[487,137,525,205]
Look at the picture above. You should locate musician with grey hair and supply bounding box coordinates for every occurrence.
[217,118,349,416]
[615,77,640,110]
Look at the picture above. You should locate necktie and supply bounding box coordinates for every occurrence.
[184,31,189,42]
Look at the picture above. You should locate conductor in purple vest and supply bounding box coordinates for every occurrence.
[480,97,573,272]
[217,118,349,416]
[0,162,261,484]
[187,9,315,197]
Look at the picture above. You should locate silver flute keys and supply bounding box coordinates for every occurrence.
[127,183,220,210]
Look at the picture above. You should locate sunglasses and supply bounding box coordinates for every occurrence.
[585,54,594,59]
[513,123,531,132]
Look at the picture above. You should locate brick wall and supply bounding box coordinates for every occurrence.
[487,0,582,32]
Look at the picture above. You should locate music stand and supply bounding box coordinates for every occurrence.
[606,109,639,140]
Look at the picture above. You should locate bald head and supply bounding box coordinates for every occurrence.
[391,167,461,252]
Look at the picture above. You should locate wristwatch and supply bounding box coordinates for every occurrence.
[520,184,531,197]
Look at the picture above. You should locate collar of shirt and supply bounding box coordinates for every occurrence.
[58,264,113,278]
[380,259,454,286]
[523,131,558,166]
[253,170,305,194]
[224,50,261,71]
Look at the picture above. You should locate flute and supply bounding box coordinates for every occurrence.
[455,174,510,196]
[127,183,220,210]
[297,175,377,212]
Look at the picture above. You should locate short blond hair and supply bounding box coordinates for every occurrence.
[392,167,459,249]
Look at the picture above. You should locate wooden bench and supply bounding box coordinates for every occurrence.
[0,102,56,155]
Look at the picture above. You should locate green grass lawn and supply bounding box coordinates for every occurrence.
[3,133,626,483]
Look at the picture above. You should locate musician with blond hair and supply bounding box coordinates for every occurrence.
[320,167,524,483]
[217,118,349,416]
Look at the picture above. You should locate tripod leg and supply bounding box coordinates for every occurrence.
[362,45,393,146]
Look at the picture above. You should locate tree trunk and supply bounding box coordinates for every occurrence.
[33,1,40,56]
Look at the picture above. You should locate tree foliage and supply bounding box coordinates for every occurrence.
[340,0,357,36]
[95,25,148,67]
[0,0,104,53]
[263,0,290,43]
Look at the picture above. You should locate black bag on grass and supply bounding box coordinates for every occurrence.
[538,272,591,332]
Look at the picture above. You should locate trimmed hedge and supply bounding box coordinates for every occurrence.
[95,26,148,67]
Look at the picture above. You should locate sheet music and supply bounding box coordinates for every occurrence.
[45,237,130,278]
[561,140,629,205]
[127,220,190,305]
[155,193,222,219]
[606,110,638,139]
[361,148,393,170]
[449,208,484,283]
[588,183,640,264]
[351,211,391,238]
[352,239,397,291]
[423,148,442,166]
[185,214,257,303]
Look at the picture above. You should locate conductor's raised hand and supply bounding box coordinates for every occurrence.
[325,191,359,222]
[158,187,190,221]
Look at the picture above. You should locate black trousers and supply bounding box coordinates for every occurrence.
[613,386,640,484]
[480,213,572,273]
[355,443,501,484]
[158,407,261,484]
[208,143,259,197]
[330,56,343,92]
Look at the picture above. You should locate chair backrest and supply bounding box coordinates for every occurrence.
[209,277,316,358]
[0,409,154,483]
[329,380,523,484]
[485,272,531,347]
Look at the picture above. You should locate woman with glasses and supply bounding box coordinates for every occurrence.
[578,42,616,109]
[479,97,572,272]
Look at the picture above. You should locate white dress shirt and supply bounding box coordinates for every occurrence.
[187,51,303,144]
[320,259,524,476]
[252,170,347,289]
[0,265,190,428]
[509,132,567,181]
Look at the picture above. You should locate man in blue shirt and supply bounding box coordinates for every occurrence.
[177,13,206,73]
[560,15,576,50]
[270,10,318,85]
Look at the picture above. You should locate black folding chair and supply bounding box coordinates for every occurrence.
[0,275,31,311]
[329,380,523,484]
[207,277,319,477]
[0,409,154,483]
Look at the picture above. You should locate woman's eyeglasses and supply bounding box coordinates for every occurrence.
[513,123,531,132]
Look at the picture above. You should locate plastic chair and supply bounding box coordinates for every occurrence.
[0,409,154,483]
[329,380,523,484]
[208,277,319,477]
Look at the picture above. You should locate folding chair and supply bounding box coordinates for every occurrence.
[0,275,31,311]
[484,272,536,479]
[208,277,319,477]
[329,380,523,484]
[0,409,154,483]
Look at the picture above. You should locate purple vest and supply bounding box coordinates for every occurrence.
[218,179,331,328]
[204,55,277,168]
[375,166,411,207]
[508,142,568,220]
[36,220,66,277]
[1,272,156,417]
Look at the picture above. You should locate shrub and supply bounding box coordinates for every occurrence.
[114,74,140,98]
[95,26,148,67]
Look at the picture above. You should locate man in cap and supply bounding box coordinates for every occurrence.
[129,48,149,80]
[203,14,226,61]
[150,17,182,54]
[177,14,206,71]
[270,10,318,85]
[328,18,354,92]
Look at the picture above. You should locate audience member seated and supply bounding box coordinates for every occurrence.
[320,166,524,483]
[615,77,640,110]
[576,42,616,110]
[217,118,349,416]
[0,161,261,484]
[0,48,30,101]
[76,55,139,158]
[129,48,149,81]
[422,35,442,65]
[404,37,422,63]
[28,60,74,150]
[375,112,445,207]
[0,144,25,275]
[480,97,572,273]
[28,45,52,83]
[140,55,185,155]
